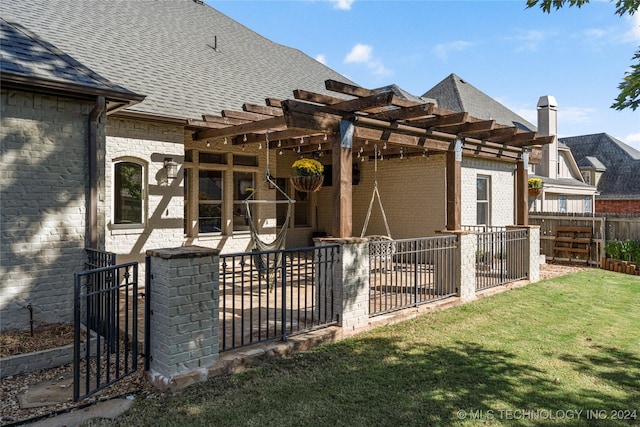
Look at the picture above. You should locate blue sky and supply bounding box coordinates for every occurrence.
[211,0,640,150]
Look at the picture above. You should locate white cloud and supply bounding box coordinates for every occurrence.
[561,106,597,124]
[345,43,372,63]
[343,43,391,77]
[623,13,640,42]
[315,54,327,65]
[330,0,355,10]
[625,132,640,145]
[584,28,607,39]
[432,40,472,60]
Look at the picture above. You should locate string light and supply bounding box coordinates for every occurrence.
[206,141,211,148]
[318,144,322,150]
[258,143,262,150]
[323,134,327,141]
[223,137,228,145]
[278,149,283,155]
[243,134,247,142]
[296,146,301,153]
[383,142,387,150]
[277,140,282,147]
[400,147,404,160]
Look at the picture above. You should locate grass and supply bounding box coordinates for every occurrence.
[95,270,639,426]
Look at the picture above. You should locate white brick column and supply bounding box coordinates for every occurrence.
[145,246,219,389]
[457,232,477,302]
[316,238,370,334]
[527,226,540,283]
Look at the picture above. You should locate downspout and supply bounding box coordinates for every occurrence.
[88,96,106,249]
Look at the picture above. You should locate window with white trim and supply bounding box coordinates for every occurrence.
[114,161,144,225]
[559,195,567,213]
[477,176,490,226]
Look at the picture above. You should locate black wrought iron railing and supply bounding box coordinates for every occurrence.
[219,244,339,352]
[369,236,458,316]
[476,229,528,291]
[73,262,138,401]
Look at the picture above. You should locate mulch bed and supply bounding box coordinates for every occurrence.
[0,323,77,358]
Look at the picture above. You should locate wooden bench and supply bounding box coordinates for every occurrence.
[553,226,592,260]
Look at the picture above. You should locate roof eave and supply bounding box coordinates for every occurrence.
[1,71,145,105]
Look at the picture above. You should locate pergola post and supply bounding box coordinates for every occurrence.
[516,155,529,225]
[446,139,462,231]
[332,130,352,238]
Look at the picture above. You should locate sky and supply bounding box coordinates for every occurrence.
[211,0,640,151]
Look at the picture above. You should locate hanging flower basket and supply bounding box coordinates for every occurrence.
[528,178,542,197]
[528,187,542,197]
[290,158,324,192]
[290,175,324,192]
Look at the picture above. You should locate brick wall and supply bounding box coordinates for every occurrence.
[316,154,447,238]
[104,118,186,265]
[596,199,640,215]
[1,89,98,330]
[461,158,515,227]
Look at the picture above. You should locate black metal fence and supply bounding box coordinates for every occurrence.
[219,244,339,352]
[476,229,528,291]
[84,248,117,335]
[73,261,139,401]
[369,236,458,316]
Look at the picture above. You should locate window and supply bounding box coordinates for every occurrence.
[582,171,591,185]
[476,176,490,226]
[114,162,143,224]
[233,171,255,231]
[584,196,592,213]
[559,195,567,213]
[199,170,223,233]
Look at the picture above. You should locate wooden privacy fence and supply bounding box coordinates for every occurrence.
[529,213,640,265]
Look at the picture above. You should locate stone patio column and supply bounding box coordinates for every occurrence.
[145,246,220,390]
[315,237,370,336]
[439,231,477,302]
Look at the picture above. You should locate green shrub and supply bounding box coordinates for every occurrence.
[605,239,640,262]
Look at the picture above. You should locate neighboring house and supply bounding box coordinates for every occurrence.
[422,75,597,215]
[562,133,640,214]
[1,2,545,331]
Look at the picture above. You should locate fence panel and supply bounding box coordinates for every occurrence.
[476,229,528,291]
[369,236,457,316]
[73,262,139,401]
[219,244,339,352]
[529,214,607,265]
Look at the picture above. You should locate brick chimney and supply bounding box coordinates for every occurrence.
[537,95,558,179]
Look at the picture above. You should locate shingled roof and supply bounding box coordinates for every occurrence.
[422,73,536,132]
[0,17,141,103]
[1,0,355,121]
[561,133,640,200]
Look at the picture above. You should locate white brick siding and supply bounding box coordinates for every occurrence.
[462,158,515,227]
[1,90,98,330]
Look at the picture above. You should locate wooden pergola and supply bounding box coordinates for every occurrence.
[191,80,552,238]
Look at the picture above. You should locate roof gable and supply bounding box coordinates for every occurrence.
[0,17,138,99]
[422,73,536,132]
[2,0,354,120]
[561,133,640,198]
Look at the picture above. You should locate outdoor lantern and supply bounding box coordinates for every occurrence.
[164,157,178,179]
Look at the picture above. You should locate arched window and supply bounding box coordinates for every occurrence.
[114,161,144,224]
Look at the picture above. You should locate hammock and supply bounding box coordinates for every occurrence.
[243,133,294,289]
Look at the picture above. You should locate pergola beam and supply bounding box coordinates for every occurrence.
[194,115,286,141]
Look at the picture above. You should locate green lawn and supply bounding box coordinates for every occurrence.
[97,270,639,426]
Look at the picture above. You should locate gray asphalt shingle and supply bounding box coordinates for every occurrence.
[0,17,135,94]
[2,0,355,120]
[561,133,640,200]
[422,73,536,131]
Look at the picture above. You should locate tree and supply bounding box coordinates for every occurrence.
[527,0,640,111]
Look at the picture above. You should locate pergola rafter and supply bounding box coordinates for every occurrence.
[190,79,546,235]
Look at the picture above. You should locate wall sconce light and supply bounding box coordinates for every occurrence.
[164,157,178,179]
